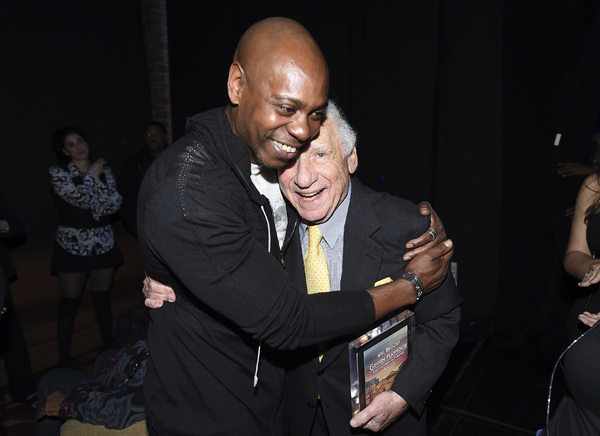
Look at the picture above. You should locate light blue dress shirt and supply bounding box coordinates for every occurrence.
[299,181,352,292]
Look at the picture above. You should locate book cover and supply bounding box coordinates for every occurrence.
[348,310,414,416]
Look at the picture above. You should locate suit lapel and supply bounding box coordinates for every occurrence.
[319,179,384,367]
[340,180,383,291]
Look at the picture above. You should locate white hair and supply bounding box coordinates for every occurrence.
[324,100,357,157]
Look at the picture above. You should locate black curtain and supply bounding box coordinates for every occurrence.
[167,1,502,336]
[498,1,600,352]
[2,0,600,348]
[0,1,152,248]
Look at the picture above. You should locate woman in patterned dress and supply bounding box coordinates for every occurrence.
[49,127,123,367]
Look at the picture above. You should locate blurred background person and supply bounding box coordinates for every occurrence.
[49,127,123,368]
[0,190,37,407]
[34,337,148,436]
[0,268,6,310]
[118,121,168,237]
[541,169,600,435]
[556,131,600,218]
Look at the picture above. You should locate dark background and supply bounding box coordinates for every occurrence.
[2,0,600,351]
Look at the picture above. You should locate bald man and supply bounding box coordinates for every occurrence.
[137,17,453,435]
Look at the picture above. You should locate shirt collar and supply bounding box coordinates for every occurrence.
[300,180,352,249]
[250,163,278,183]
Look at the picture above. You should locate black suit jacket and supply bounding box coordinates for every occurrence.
[283,178,462,436]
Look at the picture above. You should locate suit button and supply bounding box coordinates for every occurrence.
[317,370,324,376]
[308,402,315,409]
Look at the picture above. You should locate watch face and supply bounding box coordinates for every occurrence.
[401,272,423,302]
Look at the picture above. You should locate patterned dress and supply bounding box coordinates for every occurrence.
[49,162,123,272]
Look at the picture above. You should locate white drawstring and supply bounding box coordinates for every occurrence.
[253,205,271,388]
[254,342,262,388]
[260,205,272,255]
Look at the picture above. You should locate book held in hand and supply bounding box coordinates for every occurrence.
[348,309,414,416]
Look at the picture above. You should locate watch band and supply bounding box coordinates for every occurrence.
[399,271,424,303]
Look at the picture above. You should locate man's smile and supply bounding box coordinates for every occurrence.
[297,189,324,202]
[273,139,297,153]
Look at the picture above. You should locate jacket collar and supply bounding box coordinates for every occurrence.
[186,107,267,207]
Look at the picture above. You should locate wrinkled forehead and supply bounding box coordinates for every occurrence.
[312,120,340,149]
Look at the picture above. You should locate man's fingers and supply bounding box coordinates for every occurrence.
[404,234,450,260]
[143,276,177,303]
[406,239,453,271]
[403,243,428,260]
[350,408,376,428]
[436,239,454,266]
[405,227,438,252]
[442,238,454,254]
[145,297,164,309]
[350,391,407,431]
[428,209,446,240]
[142,277,152,298]
[405,234,430,250]
[418,201,432,216]
[405,202,446,257]
[425,238,453,259]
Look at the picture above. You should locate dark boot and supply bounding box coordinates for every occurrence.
[91,291,113,350]
[56,296,81,367]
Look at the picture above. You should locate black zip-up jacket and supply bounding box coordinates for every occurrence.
[137,108,377,435]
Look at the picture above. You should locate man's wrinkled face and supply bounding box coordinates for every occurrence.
[232,58,328,169]
[278,122,357,224]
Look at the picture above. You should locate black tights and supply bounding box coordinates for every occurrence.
[56,268,114,367]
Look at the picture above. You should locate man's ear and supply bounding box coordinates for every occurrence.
[347,147,358,174]
[227,62,244,105]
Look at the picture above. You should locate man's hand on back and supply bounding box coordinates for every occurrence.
[404,201,447,261]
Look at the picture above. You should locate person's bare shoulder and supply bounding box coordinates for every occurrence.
[578,174,600,210]
[584,173,600,190]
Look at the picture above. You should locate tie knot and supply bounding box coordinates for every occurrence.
[308,225,323,248]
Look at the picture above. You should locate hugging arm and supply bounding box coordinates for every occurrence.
[404,202,447,260]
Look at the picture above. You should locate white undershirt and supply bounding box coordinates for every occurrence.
[250,164,287,249]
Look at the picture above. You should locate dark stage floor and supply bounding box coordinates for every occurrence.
[0,333,565,436]
[0,349,102,436]
[428,334,565,436]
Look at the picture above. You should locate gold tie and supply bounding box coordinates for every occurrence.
[305,225,330,363]
[305,225,330,294]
